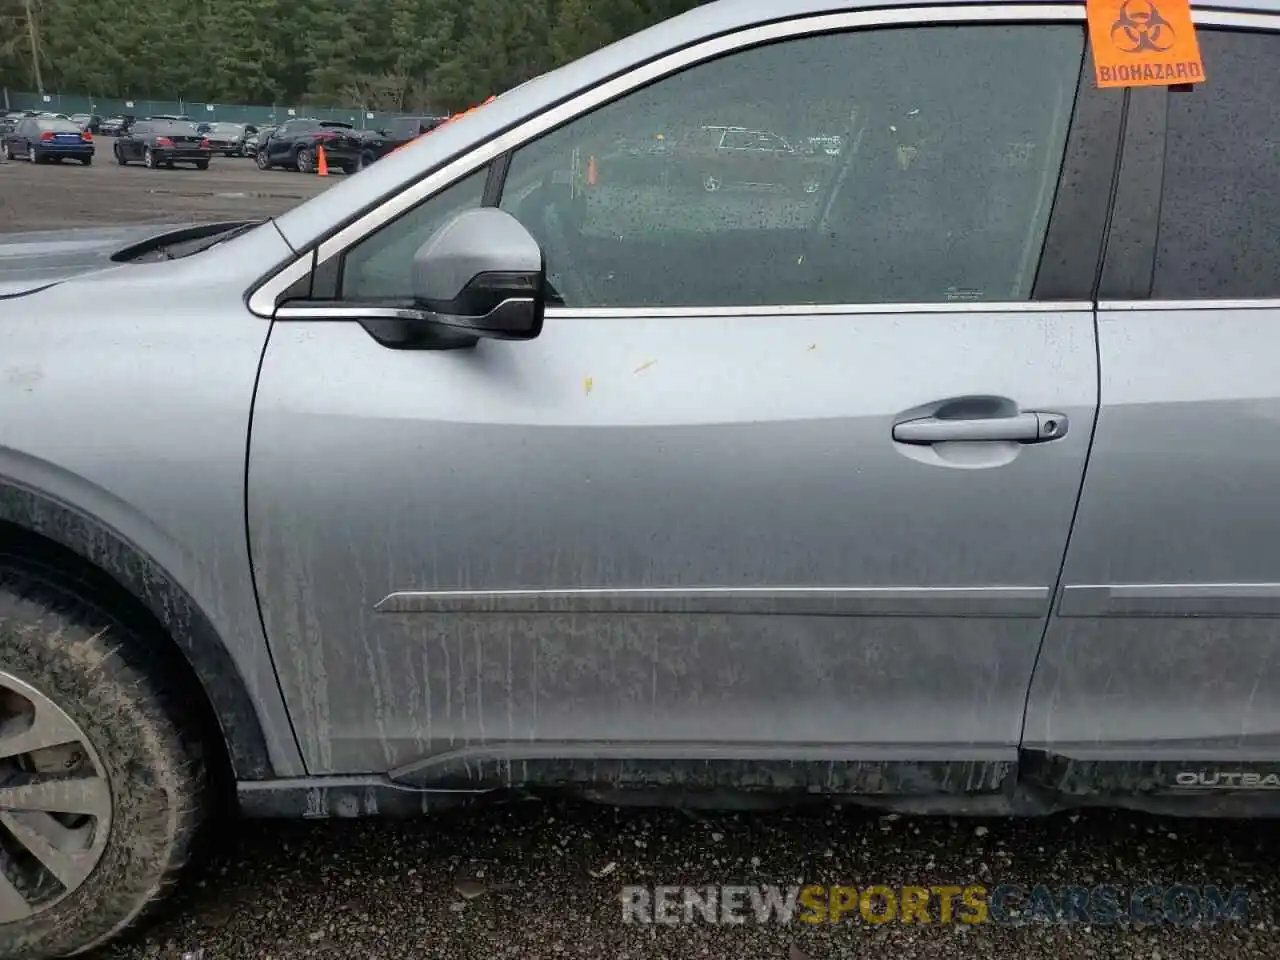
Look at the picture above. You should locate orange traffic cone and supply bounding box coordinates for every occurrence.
[316,144,329,177]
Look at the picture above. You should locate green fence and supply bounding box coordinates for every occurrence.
[2,89,417,130]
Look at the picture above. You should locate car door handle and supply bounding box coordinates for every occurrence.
[892,411,1068,445]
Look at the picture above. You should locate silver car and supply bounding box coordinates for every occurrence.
[0,0,1278,954]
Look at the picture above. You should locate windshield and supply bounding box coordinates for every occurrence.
[208,123,243,133]
[319,121,353,129]
[37,119,82,133]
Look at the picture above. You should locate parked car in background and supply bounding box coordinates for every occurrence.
[113,118,212,169]
[807,134,843,156]
[243,124,275,157]
[101,114,133,136]
[675,124,833,194]
[0,111,26,138]
[255,118,365,173]
[197,121,257,156]
[350,128,389,169]
[1,115,95,164]
[68,113,101,133]
[378,115,447,154]
[349,115,449,168]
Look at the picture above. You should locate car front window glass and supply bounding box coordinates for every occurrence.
[340,169,489,300]
[1151,29,1280,300]
[497,23,1083,308]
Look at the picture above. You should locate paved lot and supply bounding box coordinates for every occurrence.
[4,136,1280,960]
[0,142,335,232]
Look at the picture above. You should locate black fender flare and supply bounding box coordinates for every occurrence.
[0,480,274,779]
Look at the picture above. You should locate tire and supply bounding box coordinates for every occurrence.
[1,142,11,161]
[27,146,38,164]
[0,559,208,959]
[194,160,209,171]
[81,156,92,166]
[114,144,126,165]
[256,150,270,170]
[341,163,357,175]
[143,147,156,170]
[295,146,313,174]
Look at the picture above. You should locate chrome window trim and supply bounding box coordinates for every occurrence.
[248,3,1084,318]
[276,305,433,321]
[1100,299,1280,312]
[546,302,1092,318]
[1192,10,1280,28]
[275,301,1091,322]
[277,297,533,322]
[249,253,312,315]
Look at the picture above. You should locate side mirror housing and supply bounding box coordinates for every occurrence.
[410,208,546,341]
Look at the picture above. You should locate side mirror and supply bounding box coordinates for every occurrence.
[410,208,546,342]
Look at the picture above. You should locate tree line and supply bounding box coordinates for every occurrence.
[0,0,707,113]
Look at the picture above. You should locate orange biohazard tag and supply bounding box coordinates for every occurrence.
[1087,0,1205,88]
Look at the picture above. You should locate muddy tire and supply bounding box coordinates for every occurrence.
[0,559,209,959]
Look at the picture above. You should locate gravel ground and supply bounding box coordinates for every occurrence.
[0,142,334,232]
[91,799,1280,960]
[5,133,1279,960]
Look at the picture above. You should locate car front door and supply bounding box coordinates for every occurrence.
[122,123,143,159]
[248,8,1111,789]
[12,120,30,154]
[1024,22,1280,799]
[267,122,292,162]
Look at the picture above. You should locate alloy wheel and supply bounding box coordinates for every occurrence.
[0,670,111,922]
[296,148,313,173]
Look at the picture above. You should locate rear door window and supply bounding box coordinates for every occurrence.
[1151,29,1280,300]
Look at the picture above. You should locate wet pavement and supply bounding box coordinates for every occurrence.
[0,147,334,232]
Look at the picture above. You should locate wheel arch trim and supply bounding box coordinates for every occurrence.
[0,476,277,779]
